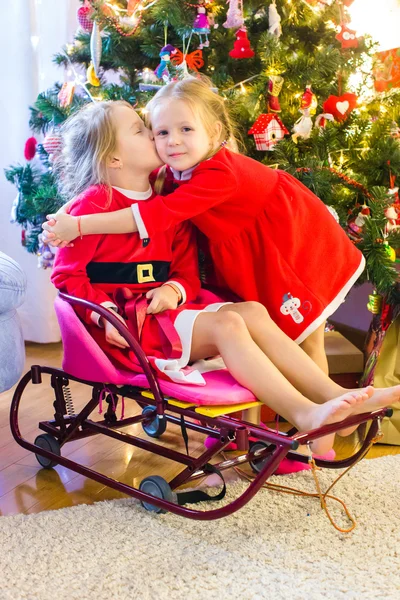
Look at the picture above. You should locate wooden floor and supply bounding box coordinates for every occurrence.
[0,342,399,517]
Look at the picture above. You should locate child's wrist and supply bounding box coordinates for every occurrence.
[162,283,182,303]
[77,216,83,239]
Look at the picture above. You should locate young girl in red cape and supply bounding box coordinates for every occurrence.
[44,78,365,376]
[49,99,400,457]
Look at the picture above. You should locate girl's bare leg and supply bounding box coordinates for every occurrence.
[299,323,329,375]
[218,303,364,436]
[217,303,400,431]
[218,303,344,404]
[190,310,369,454]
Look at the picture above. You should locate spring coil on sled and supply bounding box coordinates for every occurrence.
[63,386,75,416]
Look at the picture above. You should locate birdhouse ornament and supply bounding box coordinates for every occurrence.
[248,114,289,151]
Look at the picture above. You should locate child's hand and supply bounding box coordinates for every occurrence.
[41,219,74,248]
[146,285,181,314]
[102,311,130,349]
[41,199,77,247]
[42,213,80,246]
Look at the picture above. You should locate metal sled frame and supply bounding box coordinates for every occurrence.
[9,293,392,520]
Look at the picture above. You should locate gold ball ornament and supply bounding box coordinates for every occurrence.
[87,63,100,87]
[367,290,383,314]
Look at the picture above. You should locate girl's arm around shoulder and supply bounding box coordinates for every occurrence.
[137,157,238,238]
[43,186,138,244]
[43,155,237,243]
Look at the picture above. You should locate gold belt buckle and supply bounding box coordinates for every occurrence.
[137,263,155,283]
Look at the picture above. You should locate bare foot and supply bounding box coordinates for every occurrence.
[337,386,375,436]
[298,388,371,455]
[352,385,400,414]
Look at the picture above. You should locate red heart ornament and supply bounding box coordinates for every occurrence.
[322,93,358,122]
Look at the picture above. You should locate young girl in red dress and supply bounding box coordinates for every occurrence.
[50,99,400,454]
[44,79,365,375]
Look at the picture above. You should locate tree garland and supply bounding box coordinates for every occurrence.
[296,167,373,201]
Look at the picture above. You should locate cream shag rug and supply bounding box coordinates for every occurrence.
[0,455,399,600]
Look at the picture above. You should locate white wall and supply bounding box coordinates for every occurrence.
[0,0,80,342]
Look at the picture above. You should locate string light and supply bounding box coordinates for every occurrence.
[63,52,96,103]
[223,74,260,92]
[240,82,247,94]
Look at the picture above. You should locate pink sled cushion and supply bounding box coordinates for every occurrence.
[54,295,256,406]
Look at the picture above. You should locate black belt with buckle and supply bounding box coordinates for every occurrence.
[87,260,171,284]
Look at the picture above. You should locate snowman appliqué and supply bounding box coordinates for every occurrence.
[280,292,311,324]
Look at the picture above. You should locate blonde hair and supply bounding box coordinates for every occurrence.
[146,77,240,193]
[55,100,133,202]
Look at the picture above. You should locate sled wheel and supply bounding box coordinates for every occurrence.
[34,434,61,469]
[249,441,276,474]
[141,405,167,438]
[139,476,174,513]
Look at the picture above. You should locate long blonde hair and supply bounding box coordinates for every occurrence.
[55,100,132,202]
[146,77,240,193]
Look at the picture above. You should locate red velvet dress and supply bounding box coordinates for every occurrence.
[51,185,226,385]
[136,148,364,343]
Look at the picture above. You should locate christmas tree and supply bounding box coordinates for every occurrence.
[4,0,400,305]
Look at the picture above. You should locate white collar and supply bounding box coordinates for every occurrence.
[112,186,153,200]
[170,166,196,181]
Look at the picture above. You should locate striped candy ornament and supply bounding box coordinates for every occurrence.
[42,134,62,157]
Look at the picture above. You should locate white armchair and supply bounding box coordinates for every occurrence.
[0,252,27,393]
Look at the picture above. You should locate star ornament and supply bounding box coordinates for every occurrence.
[336,23,359,49]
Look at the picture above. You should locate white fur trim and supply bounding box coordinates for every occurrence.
[90,302,118,327]
[132,203,149,240]
[112,186,152,200]
[154,302,231,385]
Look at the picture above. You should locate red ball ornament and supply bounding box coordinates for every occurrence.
[24,137,37,161]
[323,93,358,122]
[229,28,255,59]
[77,5,93,33]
